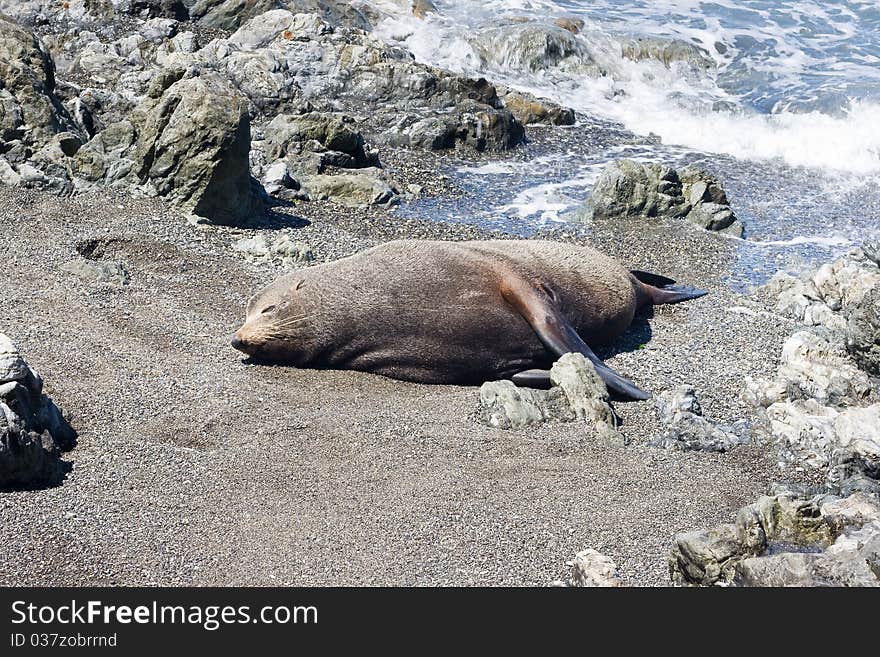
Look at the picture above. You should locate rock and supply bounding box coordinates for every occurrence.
[777,331,872,407]
[846,287,880,376]
[498,87,575,126]
[478,353,621,441]
[619,37,715,71]
[577,160,742,235]
[671,491,880,587]
[0,334,76,489]
[192,0,372,31]
[304,171,399,207]
[0,16,81,159]
[650,385,750,452]
[478,380,550,430]
[553,18,584,35]
[132,71,265,224]
[61,259,130,286]
[128,1,191,20]
[669,524,742,586]
[411,0,437,20]
[566,549,623,587]
[262,159,299,196]
[863,239,880,266]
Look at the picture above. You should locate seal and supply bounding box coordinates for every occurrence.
[231,239,707,400]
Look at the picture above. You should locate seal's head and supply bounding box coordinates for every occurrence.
[231,275,312,362]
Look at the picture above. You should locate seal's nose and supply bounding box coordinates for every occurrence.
[230,335,246,352]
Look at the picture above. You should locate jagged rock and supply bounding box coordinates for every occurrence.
[863,239,880,266]
[0,334,76,489]
[192,0,373,31]
[576,159,742,235]
[650,385,750,452]
[61,258,130,285]
[846,287,880,376]
[132,70,265,224]
[566,549,623,587]
[734,522,880,587]
[479,354,622,441]
[758,252,879,330]
[261,159,300,196]
[0,17,80,153]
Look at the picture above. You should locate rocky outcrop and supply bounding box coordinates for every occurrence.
[304,170,399,207]
[1,334,76,489]
[233,232,314,269]
[575,160,744,236]
[478,353,622,443]
[191,0,373,31]
[650,385,751,452]
[670,491,880,587]
[759,247,880,332]
[0,17,82,187]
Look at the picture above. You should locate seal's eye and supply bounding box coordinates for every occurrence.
[261,305,277,315]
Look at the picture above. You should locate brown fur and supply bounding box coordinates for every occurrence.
[233,239,651,384]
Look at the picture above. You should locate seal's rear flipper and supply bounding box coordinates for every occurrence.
[648,284,708,305]
[500,276,651,401]
[630,270,677,287]
[511,369,552,389]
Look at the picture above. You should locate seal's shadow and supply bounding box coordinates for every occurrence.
[594,307,655,361]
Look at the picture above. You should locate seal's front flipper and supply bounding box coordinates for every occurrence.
[500,276,651,401]
[511,369,552,389]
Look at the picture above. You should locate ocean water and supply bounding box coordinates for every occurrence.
[368,0,880,286]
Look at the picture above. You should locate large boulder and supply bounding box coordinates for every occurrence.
[132,70,265,224]
[191,0,372,31]
[577,160,744,236]
[0,334,76,489]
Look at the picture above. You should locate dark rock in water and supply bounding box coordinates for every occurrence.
[0,334,76,489]
[650,385,751,452]
[863,239,880,266]
[619,37,715,71]
[132,70,265,225]
[576,159,744,236]
[845,287,880,376]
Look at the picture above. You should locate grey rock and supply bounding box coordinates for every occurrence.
[566,549,624,587]
[577,160,742,235]
[651,385,750,452]
[478,354,621,441]
[0,334,75,489]
[846,287,880,376]
[233,233,314,269]
[132,71,265,224]
[497,86,575,126]
[192,0,372,31]
[479,380,550,430]
[304,171,399,207]
[863,239,880,266]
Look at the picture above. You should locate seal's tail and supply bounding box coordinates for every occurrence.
[631,270,708,306]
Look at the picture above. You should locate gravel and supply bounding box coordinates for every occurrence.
[0,159,793,585]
